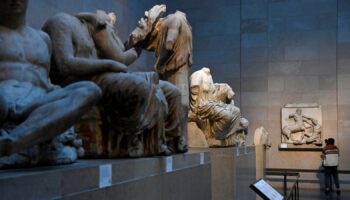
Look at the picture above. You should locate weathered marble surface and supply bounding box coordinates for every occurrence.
[188,67,248,147]
[281,104,322,145]
[187,122,209,148]
[127,4,193,140]
[254,126,271,181]
[0,0,101,168]
[253,126,271,148]
[43,10,187,157]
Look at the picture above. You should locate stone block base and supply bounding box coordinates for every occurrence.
[0,150,211,200]
[192,146,257,200]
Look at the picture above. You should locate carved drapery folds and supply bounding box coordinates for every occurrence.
[188,67,248,147]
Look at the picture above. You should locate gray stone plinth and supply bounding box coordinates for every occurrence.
[0,150,211,200]
[255,145,266,181]
[198,146,256,200]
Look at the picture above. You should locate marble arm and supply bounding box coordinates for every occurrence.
[154,17,181,71]
[302,115,313,120]
[44,23,127,76]
[77,11,139,65]
[93,25,138,65]
[165,24,180,50]
[302,116,315,126]
[75,12,108,29]
[38,31,60,91]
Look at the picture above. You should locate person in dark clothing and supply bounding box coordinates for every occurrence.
[322,138,340,195]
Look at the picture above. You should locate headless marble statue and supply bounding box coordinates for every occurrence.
[127,5,193,139]
[43,10,187,157]
[0,0,101,168]
[188,67,248,147]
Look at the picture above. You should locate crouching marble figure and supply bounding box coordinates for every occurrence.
[126,5,193,138]
[188,67,248,147]
[0,0,101,168]
[43,10,187,157]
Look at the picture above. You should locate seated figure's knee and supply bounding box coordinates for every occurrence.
[101,74,154,114]
[134,79,152,98]
[71,81,102,103]
[110,73,151,98]
[122,74,152,100]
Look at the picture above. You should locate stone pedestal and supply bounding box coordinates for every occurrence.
[0,150,211,200]
[203,146,256,200]
[255,145,266,200]
[255,145,265,180]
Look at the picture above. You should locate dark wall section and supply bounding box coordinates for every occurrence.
[163,0,350,180]
[240,0,270,148]
[242,0,338,172]
[337,0,350,171]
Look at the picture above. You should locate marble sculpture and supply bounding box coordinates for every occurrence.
[0,0,101,168]
[188,67,248,147]
[0,2,192,168]
[281,105,322,145]
[253,126,271,149]
[43,9,187,157]
[126,4,193,139]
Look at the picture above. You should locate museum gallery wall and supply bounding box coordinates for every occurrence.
[1,0,350,188]
[165,0,350,185]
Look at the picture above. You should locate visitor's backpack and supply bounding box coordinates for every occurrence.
[323,149,339,167]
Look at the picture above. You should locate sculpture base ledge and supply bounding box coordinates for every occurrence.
[279,143,323,151]
[0,150,211,200]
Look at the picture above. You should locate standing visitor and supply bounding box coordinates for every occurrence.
[322,138,340,195]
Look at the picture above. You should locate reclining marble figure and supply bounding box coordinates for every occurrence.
[126,4,193,138]
[188,67,248,147]
[0,0,101,168]
[43,10,187,157]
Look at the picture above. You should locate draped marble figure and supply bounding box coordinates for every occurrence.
[0,0,101,168]
[43,9,187,157]
[188,67,248,147]
[127,5,193,138]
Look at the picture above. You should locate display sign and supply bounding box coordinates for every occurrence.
[165,156,173,172]
[250,179,284,200]
[99,164,112,188]
[200,152,205,165]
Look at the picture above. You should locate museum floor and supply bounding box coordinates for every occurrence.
[299,189,350,200]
